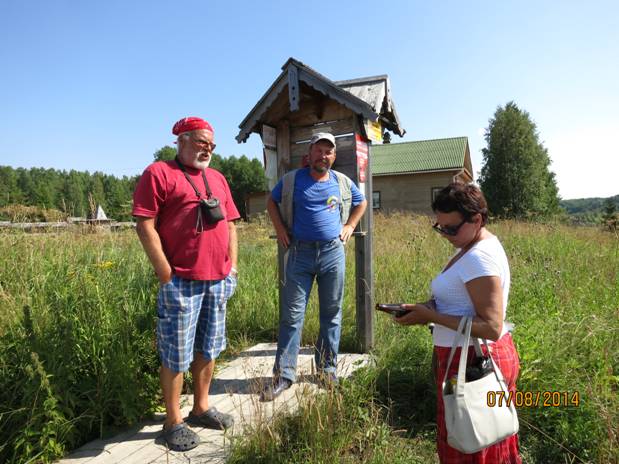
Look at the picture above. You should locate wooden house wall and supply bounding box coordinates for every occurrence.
[246,191,268,218]
[247,169,472,219]
[372,170,470,214]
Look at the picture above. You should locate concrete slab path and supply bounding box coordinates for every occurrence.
[57,343,370,464]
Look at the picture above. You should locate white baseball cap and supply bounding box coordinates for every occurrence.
[309,132,336,147]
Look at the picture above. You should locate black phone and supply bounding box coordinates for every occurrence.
[375,303,409,318]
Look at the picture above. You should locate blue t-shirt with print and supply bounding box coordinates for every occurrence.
[271,168,365,241]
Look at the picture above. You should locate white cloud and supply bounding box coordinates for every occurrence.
[545,124,619,199]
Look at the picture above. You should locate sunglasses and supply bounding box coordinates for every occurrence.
[192,138,216,151]
[432,218,468,236]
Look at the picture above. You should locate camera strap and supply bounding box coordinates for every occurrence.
[174,157,213,199]
[175,157,215,232]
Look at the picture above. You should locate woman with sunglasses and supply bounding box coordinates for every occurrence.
[395,182,521,464]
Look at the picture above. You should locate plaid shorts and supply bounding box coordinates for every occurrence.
[157,274,237,372]
[434,333,522,464]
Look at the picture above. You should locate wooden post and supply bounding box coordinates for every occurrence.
[354,137,374,353]
[276,121,291,318]
[287,65,299,112]
[276,120,290,174]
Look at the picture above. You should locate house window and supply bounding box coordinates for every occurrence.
[431,187,443,204]
[372,191,381,209]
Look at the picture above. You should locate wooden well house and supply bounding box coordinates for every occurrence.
[236,58,405,351]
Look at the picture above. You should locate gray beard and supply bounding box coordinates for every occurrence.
[312,164,329,174]
[179,152,211,170]
[190,159,210,170]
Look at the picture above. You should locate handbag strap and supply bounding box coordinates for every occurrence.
[457,322,510,397]
[479,337,509,387]
[174,157,213,199]
[443,317,509,397]
[473,337,484,357]
[454,317,474,394]
[442,316,468,386]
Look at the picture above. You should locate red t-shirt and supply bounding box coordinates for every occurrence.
[132,160,240,280]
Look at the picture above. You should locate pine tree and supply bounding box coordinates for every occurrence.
[62,170,88,217]
[89,173,107,215]
[479,101,560,218]
[217,155,267,218]
[601,198,618,231]
[0,167,22,207]
[153,146,177,162]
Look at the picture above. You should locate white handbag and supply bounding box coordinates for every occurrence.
[442,317,519,454]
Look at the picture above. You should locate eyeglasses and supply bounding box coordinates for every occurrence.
[432,218,468,236]
[192,138,216,151]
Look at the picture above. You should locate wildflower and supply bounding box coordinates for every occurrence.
[96,261,114,269]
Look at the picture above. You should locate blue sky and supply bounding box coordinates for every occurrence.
[1,0,617,200]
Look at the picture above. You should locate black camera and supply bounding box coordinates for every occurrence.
[465,355,493,381]
[200,197,225,224]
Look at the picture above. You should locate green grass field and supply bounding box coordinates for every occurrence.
[0,214,617,463]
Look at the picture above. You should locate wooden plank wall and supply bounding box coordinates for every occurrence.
[372,171,458,213]
[288,118,357,180]
[246,192,268,218]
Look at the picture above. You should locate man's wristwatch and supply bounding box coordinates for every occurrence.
[230,266,238,277]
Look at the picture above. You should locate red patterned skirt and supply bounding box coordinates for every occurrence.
[433,333,522,464]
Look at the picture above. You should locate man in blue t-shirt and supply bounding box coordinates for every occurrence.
[261,132,367,401]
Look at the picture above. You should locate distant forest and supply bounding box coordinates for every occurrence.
[0,166,138,221]
[2,160,616,224]
[560,195,619,223]
[0,152,266,222]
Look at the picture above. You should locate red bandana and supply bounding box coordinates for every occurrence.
[172,117,214,136]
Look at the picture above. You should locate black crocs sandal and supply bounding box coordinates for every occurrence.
[187,407,234,430]
[162,422,199,451]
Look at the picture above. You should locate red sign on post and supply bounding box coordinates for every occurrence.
[355,134,369,182]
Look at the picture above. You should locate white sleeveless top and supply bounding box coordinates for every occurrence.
[430,235,510,347]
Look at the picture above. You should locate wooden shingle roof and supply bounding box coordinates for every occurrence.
[236,58,405,143]
[335,75,404,138]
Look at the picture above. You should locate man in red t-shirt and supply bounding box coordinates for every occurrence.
[133,117,240,451]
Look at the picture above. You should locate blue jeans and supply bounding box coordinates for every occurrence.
[274,238,345,382]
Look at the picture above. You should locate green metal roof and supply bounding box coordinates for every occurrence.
[371,137,468,175]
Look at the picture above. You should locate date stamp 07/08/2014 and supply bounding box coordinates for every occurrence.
[486,390,580,408]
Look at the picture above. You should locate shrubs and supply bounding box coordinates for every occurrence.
[0,204,68,222]
[0,233,160,463]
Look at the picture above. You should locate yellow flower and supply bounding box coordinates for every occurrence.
[96,261,114,269]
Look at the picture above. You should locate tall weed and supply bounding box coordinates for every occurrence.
[0,215,617,463]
